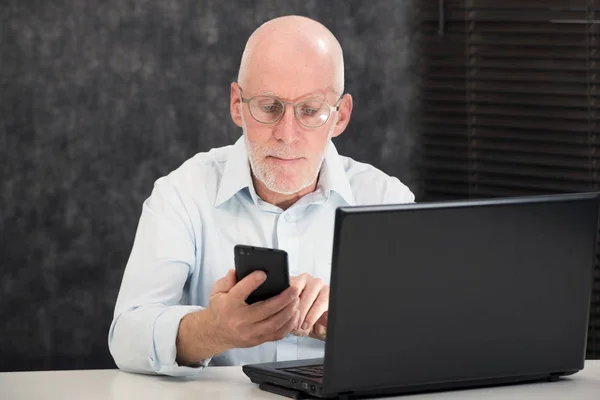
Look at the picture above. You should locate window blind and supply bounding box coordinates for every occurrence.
[418,0,600,359]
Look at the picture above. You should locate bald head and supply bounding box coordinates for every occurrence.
[237,16,344,97]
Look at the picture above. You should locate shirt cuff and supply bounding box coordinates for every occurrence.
[150,305,210,376]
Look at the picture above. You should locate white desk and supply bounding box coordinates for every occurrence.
[1,361,599,399]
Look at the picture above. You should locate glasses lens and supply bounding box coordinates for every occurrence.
[248,96,283,123]
[296,100,330,127]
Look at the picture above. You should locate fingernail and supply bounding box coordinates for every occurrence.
[255,271,267,281]
[301,322,309,330]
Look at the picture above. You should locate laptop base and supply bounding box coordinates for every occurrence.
[250,367,573,400]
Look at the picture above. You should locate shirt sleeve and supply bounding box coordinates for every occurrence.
[384,177,416,204]
[108,177,210,376]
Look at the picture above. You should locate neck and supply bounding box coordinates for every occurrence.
[252,175,317,210]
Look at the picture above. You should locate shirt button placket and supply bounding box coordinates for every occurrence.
[275,211,299,361]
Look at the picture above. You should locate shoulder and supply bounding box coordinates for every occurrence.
[340,155,415,205]
[152,144,233,197]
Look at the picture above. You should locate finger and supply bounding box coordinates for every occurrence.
[293,310,329,337]
[296,278,324,330]
[302,286,329,331]
[259,306,301,343]
[247,285,300,322]
[211,269,237,294]
[316,310,328,327]
[309,311,328,340]
[311,322,327,341]
[290,273,309,293]
[228,270,267,302]
[253,298,300,338]
[290,327,309,337]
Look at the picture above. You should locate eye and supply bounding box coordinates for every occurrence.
[299,100,324,117]
[260,102,282,113]
[301,106,319,116]
[261,103,279,113]
[252,96,283,114]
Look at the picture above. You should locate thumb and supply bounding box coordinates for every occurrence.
[228,270,267,302]
[211,269,237,295]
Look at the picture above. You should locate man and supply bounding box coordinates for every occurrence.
[108,15,414,376]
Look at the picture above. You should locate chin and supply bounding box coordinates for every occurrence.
[253,159,321,195]
[269,175,315,195]
[271,181,306,195]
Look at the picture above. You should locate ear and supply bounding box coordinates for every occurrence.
[331,94,353,138]
[230,82,243,128]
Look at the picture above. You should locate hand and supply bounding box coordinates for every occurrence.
[289,273,329,341]
[206,269,301,351]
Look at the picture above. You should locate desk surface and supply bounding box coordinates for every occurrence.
[1,361,599,399]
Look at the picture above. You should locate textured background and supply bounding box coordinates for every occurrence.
[0,0,420,371]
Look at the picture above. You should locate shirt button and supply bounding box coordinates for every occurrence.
[284,213,291,221]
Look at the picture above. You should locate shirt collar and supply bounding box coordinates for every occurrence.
[317,141,355,206]
[214,136,355,207]
[214,136,254,207]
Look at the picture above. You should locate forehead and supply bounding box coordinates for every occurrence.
[243,39,338,101]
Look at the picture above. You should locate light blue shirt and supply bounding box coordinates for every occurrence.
[108,136,415,376]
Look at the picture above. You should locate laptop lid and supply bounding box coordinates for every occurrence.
[322,193,599,396]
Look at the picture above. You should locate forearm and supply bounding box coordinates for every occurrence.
[176,309,229,366]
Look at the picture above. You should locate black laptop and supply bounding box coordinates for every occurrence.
[243,193,599,399]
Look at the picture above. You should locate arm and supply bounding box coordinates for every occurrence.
[175,309,226,366]
[108,178,207,376]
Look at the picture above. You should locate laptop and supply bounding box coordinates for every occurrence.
[243,192,600,399]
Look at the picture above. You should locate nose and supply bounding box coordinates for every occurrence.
[272,103,302,144]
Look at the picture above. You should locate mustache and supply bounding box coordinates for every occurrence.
[267,153,307,159]
[251,145,308,159]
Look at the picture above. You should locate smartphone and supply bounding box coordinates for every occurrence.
[234,244,290,305]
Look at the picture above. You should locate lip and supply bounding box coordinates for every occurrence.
[267,156,304,164]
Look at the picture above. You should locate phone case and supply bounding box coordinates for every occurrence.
[234,244,290,304]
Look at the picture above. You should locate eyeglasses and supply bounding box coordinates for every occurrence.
[240,88,342,128]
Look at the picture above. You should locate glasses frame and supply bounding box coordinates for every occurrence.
[239,87,343,128]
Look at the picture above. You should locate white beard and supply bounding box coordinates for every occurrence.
[242,112,337,195]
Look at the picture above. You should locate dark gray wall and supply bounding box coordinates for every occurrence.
[0,0,420,371]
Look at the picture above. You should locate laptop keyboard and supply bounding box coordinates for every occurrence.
[282,365,324,379]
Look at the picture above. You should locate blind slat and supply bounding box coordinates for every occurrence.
[426,68,594,84]
[422,0,587,8]
[468,117,594,133]
[426,57,589,71]
[470,46,597,60]
[421,21,590,35]
[423,103,591,119]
